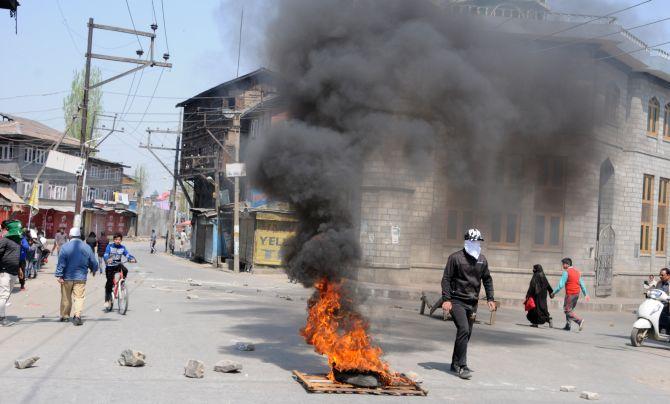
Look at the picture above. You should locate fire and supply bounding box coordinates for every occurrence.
[301,278,399,385]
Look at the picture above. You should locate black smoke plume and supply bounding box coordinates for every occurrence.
[249,0,599,286]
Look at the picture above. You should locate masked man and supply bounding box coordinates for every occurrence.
[441,228,495,380]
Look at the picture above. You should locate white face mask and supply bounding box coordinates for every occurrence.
[464,240,481,259]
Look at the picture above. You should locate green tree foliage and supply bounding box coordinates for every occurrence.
[62,67,103,141]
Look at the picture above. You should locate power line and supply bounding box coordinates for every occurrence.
[533,0,652,42]
[124,0,144,52]
[150,0,158,24]
[56,0,83,55]
[535,16,670,53]
[0,91,68,101]
[160,0,170,54]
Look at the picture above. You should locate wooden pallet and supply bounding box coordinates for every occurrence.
[292,370,428,396]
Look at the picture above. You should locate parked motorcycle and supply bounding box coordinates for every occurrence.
[630,287,670,346]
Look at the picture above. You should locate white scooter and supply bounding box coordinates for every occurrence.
[630,288,670,347]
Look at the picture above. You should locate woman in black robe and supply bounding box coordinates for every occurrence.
[526,264,553,327]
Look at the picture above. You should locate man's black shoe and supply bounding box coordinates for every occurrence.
[562,324,571,331]
[72,316,83,326]
[461,366,474,373]
[59,317,69,322]
[458,367,472,380]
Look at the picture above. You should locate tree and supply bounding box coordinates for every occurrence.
[133,164,149,203]
[62,67,103,141]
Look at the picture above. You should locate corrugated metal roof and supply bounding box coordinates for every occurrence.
[0,113,80,147]
[0,186,24,204]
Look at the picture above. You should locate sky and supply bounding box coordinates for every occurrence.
[0,0,668,193]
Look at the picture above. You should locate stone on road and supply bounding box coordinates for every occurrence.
[214,359,243,373]
[14,356,39,369]
[560,386,577,392]
[580,391,601,400]
[118,349,146,367]
[235,342,255,351]
[184,359,205,378]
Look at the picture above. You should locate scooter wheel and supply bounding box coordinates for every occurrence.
[630,327,647,347]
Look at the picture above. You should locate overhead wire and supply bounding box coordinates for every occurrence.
[533,0,652,41]
[124,0,144,52]
[160,0,170,54]
[535,16,670,53]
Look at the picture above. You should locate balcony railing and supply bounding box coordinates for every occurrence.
[447,4,670,61]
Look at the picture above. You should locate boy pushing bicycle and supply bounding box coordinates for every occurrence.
[103,233,136,312]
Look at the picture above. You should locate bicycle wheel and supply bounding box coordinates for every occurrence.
[117,279,129,315]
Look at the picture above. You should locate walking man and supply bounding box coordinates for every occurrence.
[150,229,157,254]
[55,227,99,326]
[0,220,22,326]
[96,231,109,271]
[551,257,590,331]
[52,229,66,256]
[441,229,495,380]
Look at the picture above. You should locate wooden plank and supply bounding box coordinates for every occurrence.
[292,371,427,396]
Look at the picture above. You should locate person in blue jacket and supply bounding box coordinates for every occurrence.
[103,233,136,311]
[55,227,99,325]
[18,230,30,291]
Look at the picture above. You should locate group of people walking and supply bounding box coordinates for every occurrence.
[439,228,593,381]
[524,258,590,331]
[0,219,135,327]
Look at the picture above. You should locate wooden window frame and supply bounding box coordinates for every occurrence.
[641,174,654,255]
[489,211,521,250]
[532,213,564,251]
[445,209,476,245]
[648,97,660,137]
[664,103,670,141]
[656,178,669,256]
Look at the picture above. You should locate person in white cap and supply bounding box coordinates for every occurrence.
[54,227,99,326]
[441,228,495,380]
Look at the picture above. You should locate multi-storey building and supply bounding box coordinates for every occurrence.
[0,113,133,236]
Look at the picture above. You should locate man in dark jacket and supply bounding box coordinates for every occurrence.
[0,220,23,326]
[97,232,109,270]
[441,228,495,380]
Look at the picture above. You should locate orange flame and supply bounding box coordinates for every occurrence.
[300,278,399,385]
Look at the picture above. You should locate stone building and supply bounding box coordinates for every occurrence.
[353,2,670,298]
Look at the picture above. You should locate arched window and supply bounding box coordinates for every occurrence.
[605,84,620,124]
[647,97,660,136]
[664,103,670,140]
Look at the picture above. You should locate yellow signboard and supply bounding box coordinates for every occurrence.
[253,229,293,266]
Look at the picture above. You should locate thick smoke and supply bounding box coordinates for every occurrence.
[250,0,600,286]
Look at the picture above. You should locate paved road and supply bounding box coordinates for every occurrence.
[1,242,669,403]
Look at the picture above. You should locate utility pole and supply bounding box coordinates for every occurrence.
[169,132,180,252]
[73,17,172,224]
[214,148,221,268]
[232,114,241,273]
[74,17,94,226]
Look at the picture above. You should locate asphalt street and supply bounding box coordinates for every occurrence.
[0,241,668,403]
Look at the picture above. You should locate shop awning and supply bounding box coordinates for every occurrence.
[0,187,25,205]
[38,204,75,213]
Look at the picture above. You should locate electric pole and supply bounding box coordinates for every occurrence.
[73,17,172,225]
[232,114,241,273]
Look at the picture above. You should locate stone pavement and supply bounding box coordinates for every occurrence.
[0,242,669,403]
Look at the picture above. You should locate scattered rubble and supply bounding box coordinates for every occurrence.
[580,391,600,400]
[236,342,255,351]
[560,386,576,392]
[214,359,243,373]
[184,360,205,378]
[276,294,293,301]
[189,280,203,287]
[154,308,161,312]
[14,356,39,369]
[118,350,146,367]
[186,295,200,300]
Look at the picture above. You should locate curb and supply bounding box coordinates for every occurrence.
[353,284,639,313]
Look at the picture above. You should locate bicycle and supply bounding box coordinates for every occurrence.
[107,257,137,315]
